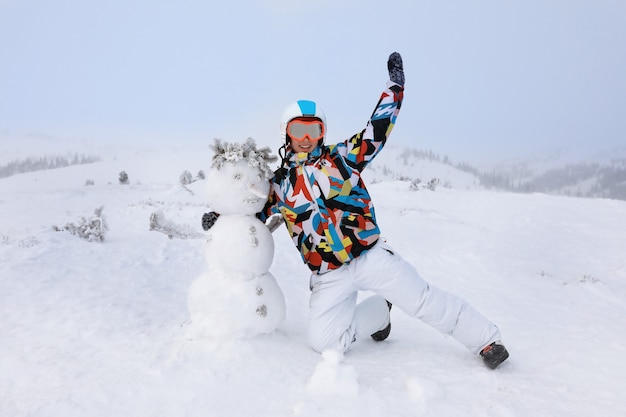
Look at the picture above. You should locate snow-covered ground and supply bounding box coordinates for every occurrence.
[1,144,625,417]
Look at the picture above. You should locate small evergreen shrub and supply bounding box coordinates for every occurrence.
[53,207,108,242]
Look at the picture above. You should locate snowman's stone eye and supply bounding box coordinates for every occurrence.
[234,173,242,181]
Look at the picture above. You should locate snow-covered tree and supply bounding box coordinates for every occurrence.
[53,207,108,242]
[179,170,193,185]
[427,178,440,191]
[409,178,421,191]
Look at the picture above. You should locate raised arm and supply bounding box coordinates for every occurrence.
[336,52,405,171]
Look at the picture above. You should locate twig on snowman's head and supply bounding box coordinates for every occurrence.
[210,138,278,180]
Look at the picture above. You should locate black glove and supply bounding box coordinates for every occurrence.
[201,211,220,231]
[387,52,405,87]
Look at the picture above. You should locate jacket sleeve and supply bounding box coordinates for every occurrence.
[338,81,404,171]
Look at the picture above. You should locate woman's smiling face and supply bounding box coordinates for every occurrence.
[290,138,319,153]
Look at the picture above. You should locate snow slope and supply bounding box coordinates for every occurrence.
[1,145,625,417]
[362,145,481,190]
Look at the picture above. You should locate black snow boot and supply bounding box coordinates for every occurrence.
[480,342,509,369]
[371,301,393,342]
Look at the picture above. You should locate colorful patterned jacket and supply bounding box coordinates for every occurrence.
[260,82,404,274]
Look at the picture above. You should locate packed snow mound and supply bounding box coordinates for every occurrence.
[307,350,359,397]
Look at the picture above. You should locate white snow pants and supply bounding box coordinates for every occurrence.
[307,239,501,355]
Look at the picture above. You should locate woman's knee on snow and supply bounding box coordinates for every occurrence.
[308,325,356,353]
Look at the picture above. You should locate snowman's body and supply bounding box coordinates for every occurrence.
[188,140,285,339]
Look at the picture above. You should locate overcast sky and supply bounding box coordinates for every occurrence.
[1,0,625,163]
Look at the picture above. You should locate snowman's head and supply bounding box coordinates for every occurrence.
[206,138,277,215]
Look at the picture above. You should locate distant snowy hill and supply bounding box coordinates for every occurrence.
[4,132,626,200]
[1,142,625,417]
[368,145,626,201]
[364,145,482,191]
[485,146,626,200]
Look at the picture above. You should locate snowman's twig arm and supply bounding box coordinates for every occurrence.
[150,210,206,240]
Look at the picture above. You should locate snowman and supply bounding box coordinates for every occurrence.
[187,138,286,340]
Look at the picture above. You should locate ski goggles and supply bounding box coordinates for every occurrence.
[286,118,325,142]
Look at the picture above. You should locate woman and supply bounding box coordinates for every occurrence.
[210,52,509,369]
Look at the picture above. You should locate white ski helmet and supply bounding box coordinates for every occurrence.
[280,100,327,146]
